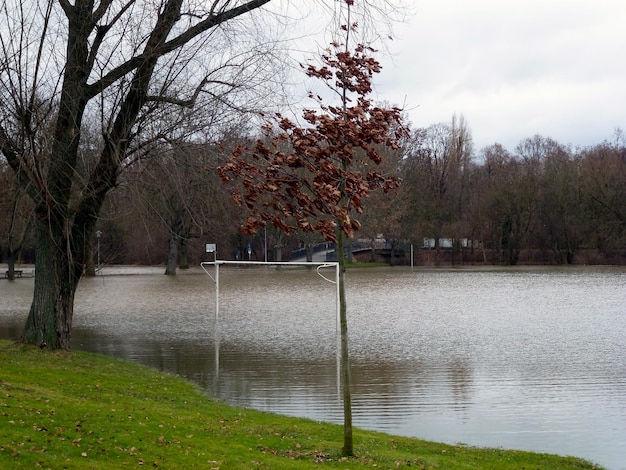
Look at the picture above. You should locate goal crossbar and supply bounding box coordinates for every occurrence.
[200,260,340,330]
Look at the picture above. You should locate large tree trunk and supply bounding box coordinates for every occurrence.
[178,238,190,269]
[22,217,82,349]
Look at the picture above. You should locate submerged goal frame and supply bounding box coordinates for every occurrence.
[200,260,340,330]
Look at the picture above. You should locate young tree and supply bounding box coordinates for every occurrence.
[218,17,407,456]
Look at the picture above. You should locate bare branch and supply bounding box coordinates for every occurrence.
[144,76,209,107]
[87,0,138,72]
[86,0,271,99]
[92,0,118,24]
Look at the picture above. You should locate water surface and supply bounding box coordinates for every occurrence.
[1,265,624,469]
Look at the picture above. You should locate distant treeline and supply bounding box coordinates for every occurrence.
[2,119,625,269]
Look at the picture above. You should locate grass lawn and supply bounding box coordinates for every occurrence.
[0,340,602,469]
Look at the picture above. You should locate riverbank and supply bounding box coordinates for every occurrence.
[0,341,602,469]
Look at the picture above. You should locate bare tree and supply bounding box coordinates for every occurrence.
[402,116,473,265]
[469,143,514,263]
[579,140,626,250]
[0,0,298,349]
[358,132,406,264]
[131,139,241,274]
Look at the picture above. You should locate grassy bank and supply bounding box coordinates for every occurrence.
[0,341,601,469]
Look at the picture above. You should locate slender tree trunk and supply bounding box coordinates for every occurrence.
[165,234,179,275]
[346,238,353,264]
[84,239,96,276]
[479,225,488,264]
[6,242,17,281]
[336,229,353,456]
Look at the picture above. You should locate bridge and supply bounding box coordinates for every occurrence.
[290,243,335,262]
[291,242,405,263]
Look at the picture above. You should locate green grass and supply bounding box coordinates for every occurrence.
[0,340,602,469]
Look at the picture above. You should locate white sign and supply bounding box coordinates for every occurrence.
[206,243,216,253]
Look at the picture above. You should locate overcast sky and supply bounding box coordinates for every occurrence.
[370,0,626,152]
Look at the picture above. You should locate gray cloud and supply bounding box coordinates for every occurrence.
[375,0,626,150]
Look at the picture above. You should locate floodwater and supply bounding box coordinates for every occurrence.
[1,265,625,469]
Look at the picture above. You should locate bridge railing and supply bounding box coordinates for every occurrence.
[290,242,334,260]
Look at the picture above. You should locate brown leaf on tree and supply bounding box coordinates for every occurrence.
[217,28,408,243]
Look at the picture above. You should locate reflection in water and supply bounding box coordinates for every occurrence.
[1,266,625,469]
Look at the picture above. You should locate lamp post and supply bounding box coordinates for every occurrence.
[96,230,102,272]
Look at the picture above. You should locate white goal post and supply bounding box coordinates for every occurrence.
[200,260,340,330]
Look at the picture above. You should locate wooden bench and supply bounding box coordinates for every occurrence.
[4,270,23,278]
